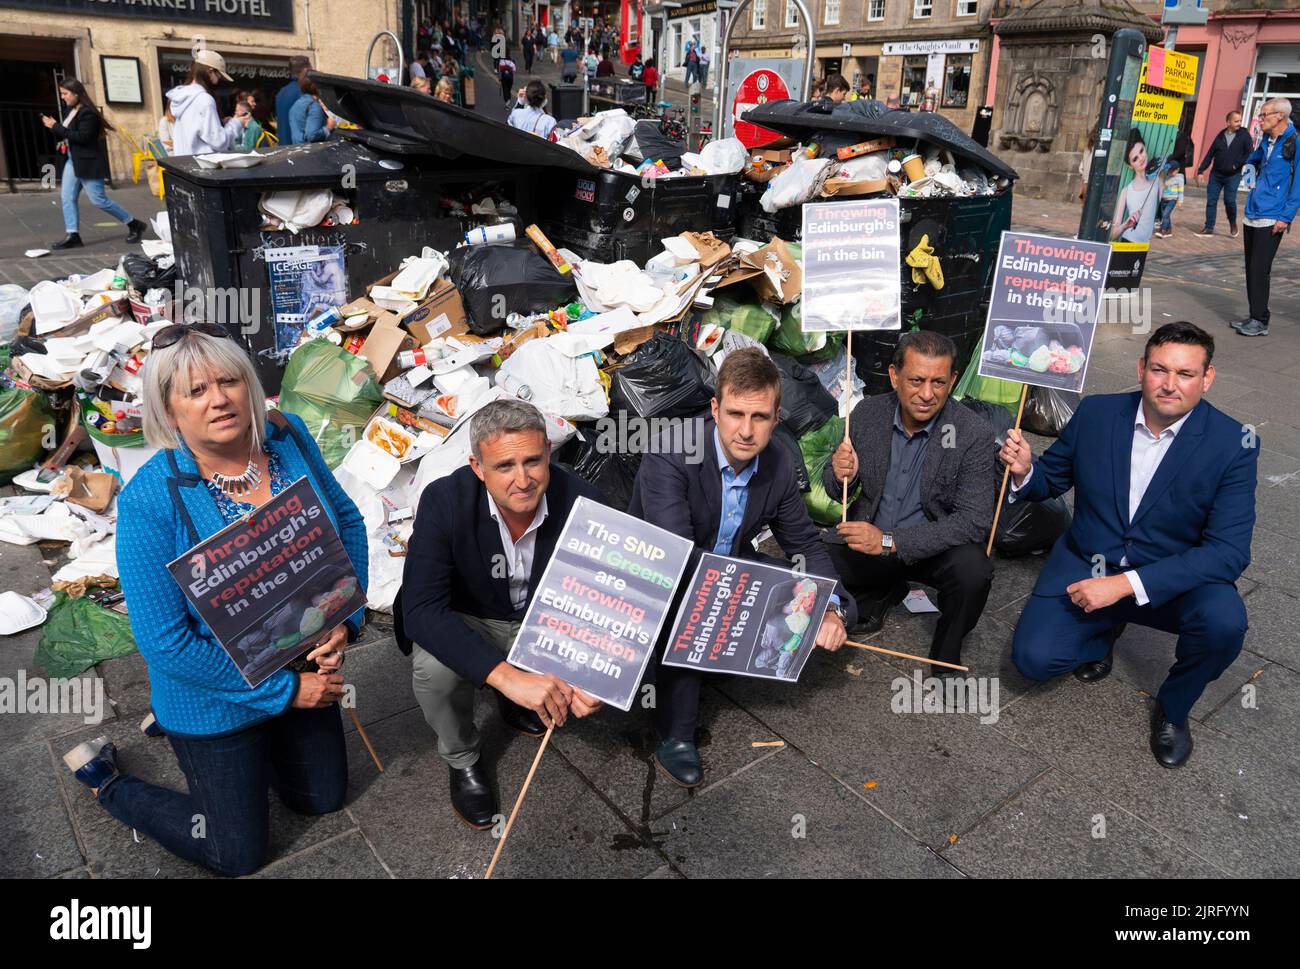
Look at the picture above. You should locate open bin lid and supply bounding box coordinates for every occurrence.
[156,138,412,188]
[741,100,1018,181]
[312,72,599,175]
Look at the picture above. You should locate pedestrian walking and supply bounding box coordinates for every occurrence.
[1231,98,1300,337]
[1194,110,1253,238]
[40,78,147,250]
[1154,161,1184,238]
[498,56,517,106]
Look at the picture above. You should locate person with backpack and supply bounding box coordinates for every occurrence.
[40,77,147,250]
[1195,110,1253,238]
[1232,98,1300,338]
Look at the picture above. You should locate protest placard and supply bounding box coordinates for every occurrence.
[976,231,1112,396]
[506,497,693,711]
[661,553,838,683]
[167,477,366,687]
[800,198,902,332]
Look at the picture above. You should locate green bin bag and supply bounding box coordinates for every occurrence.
[0,384,56,485]
[700,294,779,344]
[769,300,845,363]
[35,592,137,678]
[278,340,384,469]
[798,416,860,526]
[953,341,1024,415]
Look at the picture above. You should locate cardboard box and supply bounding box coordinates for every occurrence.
[368,272,470,343]
[356,308,418,384]
[714,238,802,304]
[821,177,892,198]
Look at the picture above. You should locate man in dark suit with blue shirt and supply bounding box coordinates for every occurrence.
[629,348,854,788]
[1000,322,1257,768]
[397,399,605,828]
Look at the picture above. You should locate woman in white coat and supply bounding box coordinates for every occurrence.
[168,49,242,156]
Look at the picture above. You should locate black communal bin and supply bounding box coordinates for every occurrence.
[732,100,1018,395]
[159,73,597,394]
[536,166,743,266]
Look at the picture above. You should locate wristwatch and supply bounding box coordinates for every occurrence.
[881,533,895,556]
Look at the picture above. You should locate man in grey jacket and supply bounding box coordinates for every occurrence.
[825,331,996,666]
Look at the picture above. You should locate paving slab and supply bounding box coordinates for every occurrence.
[1238,587,1300,673]
[1201,662,1300,777]
[339,637,420,734]
[547,685,778,828]
[0,741,83,878]
[994,674,1300,878]
[342,705,664,879]
[944,768,1225,878]
[656,748,962,878]
[718,648,1047,849]
[253,830,389,879]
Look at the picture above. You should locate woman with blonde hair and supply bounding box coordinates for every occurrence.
[62,323,367,877]
[434,77,456,104]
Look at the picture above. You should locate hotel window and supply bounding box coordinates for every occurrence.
[825,0,841,26]
[943,53,973,108]
[752,0,767,29]
[785,1,799,27]
[913,0,933,18]
[868,0,885,20]
[956,0,978,15]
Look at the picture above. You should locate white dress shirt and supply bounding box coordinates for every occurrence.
[485,492,549,611]
[1011,404,1192,606]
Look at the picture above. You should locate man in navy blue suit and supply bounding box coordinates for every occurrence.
[999,322,1257,768]
[628,349,852,788]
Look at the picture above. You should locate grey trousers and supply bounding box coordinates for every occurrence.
[410,613,520,769]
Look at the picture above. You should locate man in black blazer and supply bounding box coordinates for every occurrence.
[398,399,604,828]
[628,348,853,787]
[1194,109,1254,237]
[826,331,996,665]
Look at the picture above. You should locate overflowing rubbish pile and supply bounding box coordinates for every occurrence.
[0,94,1051,664]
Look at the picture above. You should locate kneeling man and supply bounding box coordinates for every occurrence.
[399,399,604,827]
[1000,322,1256,768]
[826,330,996,665]
[629,348,854,788]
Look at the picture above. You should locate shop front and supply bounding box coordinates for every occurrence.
[877,38,982,127]
[0,0,400,185]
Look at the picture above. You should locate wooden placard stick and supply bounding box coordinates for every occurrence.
[347,706,384,773]
[844,639,970,672]
[985,383,1029,557]
[484,724,555,880]
[841,329,853,523]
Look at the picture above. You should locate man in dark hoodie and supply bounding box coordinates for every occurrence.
[1195,110,1254,238]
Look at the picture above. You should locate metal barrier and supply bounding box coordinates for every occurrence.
[1,102,60,192]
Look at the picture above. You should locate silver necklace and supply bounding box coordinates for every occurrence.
[208,444,263,499]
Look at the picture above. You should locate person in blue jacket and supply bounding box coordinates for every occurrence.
[289,75,335,144]
[62,323,368,877]
[1000,322,1257,769]
[274,55,311,144]
[1231,97,1300,337]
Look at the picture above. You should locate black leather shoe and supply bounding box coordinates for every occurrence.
[655,738,702,788]
[51,233,83,250]
[1149,701,1193,769]
[497,691,546,737]
[1073,624,1126,683]
[856,580,909,636]
[449,762,497,829]
[125,218,148,243]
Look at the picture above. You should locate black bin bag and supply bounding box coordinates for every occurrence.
[609,332,714,420]
[448,242,577,336]
[771,353,836,437]
[1021,386,1079,438]
[557,423,644,512]
[994,492,1072,556]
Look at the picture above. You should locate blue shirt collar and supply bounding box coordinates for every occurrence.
[893,403,937,439]
[714,427,759,482]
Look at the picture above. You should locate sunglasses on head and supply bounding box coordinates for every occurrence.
[152,322,232,350]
